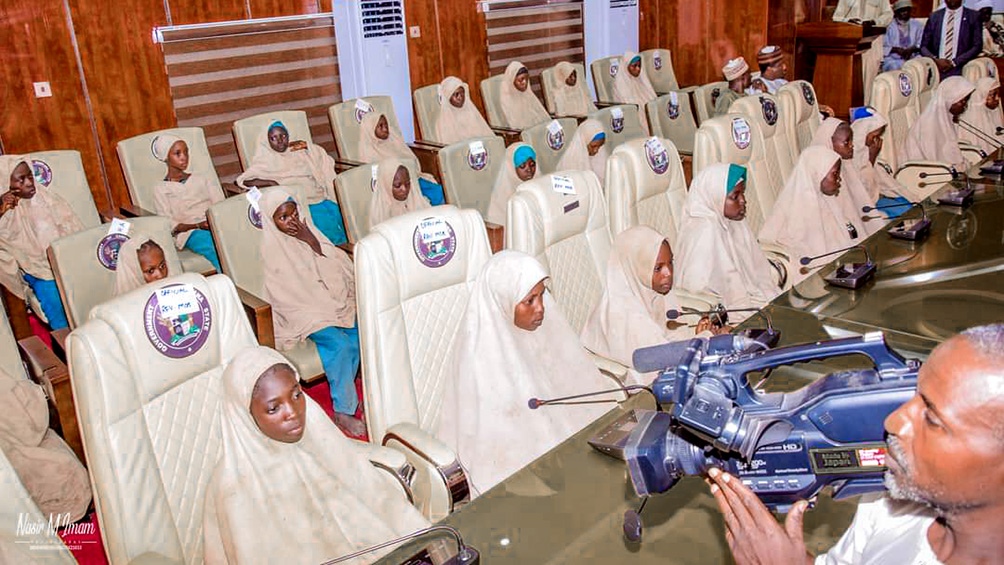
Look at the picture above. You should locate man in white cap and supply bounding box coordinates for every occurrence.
[714,57,756,117]
[977,0,1004,57]
[920,0,983,78]
[833,0,893,26]
[883,0,925,71]
[751,45,788,94]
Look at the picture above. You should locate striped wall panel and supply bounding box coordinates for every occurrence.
[160,15,341,184]
[484,1,585,96]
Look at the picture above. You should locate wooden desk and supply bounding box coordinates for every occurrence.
[797,22,883,118]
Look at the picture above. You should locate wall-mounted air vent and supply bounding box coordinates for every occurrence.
[361,1,404,38]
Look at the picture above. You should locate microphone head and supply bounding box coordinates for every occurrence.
[665,309,681,320]
[861,205,873,213]
[527,398,541,410]
[623,510,643,543]
[799,256,811,266]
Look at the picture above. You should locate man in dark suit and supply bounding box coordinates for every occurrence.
[920,0,983,78]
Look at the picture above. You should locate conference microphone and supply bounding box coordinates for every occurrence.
[529,384,656,410]
[917,169,958,179]
[800,245,876,289]
[958,120,1002,153]
[997,126,1004,136]
[322,525,479,565]
[863,202,931,240]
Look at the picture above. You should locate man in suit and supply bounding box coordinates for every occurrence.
[920,0,983,78]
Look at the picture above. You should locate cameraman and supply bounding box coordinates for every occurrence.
[706,324,1004,564]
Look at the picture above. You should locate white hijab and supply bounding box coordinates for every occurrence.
[114,233,162,296]
[556,119,609,184]
[552,62,596,117]
[851,111,928,202]
[202,346,429,564]
[367,158,431,230]
[759,146,861,283]
[358,112,414,163]
[434,77,494,145]
[580,225,697,379]
[810,118,883,236]
[611,51,657,106]
[235,123,337,204]
[486,143,537,227]
[674,164,779,311]
[437,252,615,495]
[899,76,976,169]
[959,77,1003,155]
[499,61,550,129]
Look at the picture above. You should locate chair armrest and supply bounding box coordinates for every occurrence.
[120,203,155,218]
[587,351,629,383]
[99,208,124,223]
[492,127,523,147]
[484,221,504,254]
[595,100,621,108]
[335,158,364,172]
[758,242,791,290]
[679,85,698,94]
[50,327,70,360]
[409,143,444,184]
[358,442,417,504]
[383,422,470,517]
[18,335,85,464]
[337,242,355,257]
[222,183,245,197]
[235,286,275,348]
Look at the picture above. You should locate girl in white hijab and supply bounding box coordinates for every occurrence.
[552,61,596,118]
[358,112,446,206]
[499,61,551,129]
[556,119,609,184]
[899,76,976,170]
[850,108,928,202]
[434,77,494,145]
[486,143,538,227]
[202,346,429,564]
[259,189,364,437]
[580,225,715,382]
[150,134,224,271]
[437,252,617,495]
[114,233,170,295]
[810,117,884,236]
[759,146,863,284]
[674,164,780,313]
[958,76,1002,156]
[611,51,656,134]
[236,120,347,245]
[367,158,431,230]
[0,155,83,330]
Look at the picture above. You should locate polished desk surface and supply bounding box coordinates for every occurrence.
[381,182,1001,563]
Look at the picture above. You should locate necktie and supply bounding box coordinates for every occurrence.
[945,10,956,60]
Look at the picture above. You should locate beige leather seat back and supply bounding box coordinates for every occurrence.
[116,127,223,214]
[641,48,680,93]
[646,92,697,154]
[541,62,590,115]
[606,137,688,248]
[730,93,796,192]
[479,75,508,128]
[506,170,610,332]
[519,118,578,174]
[67,273,256,564]
[413,84,443,142]
[871,70,919,171]
[30,150,101,228]
[328,96,400,162]
[777,80,822,153]
[436,135,506,217]
[354,205,490,440]
[0,445,76,564]
[963,56,996,87]
[49,215,182,329]
[588,104,646,150]
[692,114,774,233]
[590,56,621,102]
[902,57,940,113]
[335,159,421,244]
[232,110,313,171]
[693,81,729,124]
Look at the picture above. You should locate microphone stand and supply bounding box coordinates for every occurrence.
[800,245,876,290]
[862,202,931,241]
[322,525,479,565]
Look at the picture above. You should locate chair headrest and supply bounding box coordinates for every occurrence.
[512,170,608,251]
[611,136,684,201]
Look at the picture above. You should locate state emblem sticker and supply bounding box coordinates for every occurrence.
[898,73,913,97]
[247,203,262,229]
[644,137,669,175]
[732,117,751,150]
[97,233,129,271]
[760,96,778,126]
[801,83,815,107]
[413,217,457,268]
[144,283,212,359]
[354,99,374,123]
[31,159,53,187]
[467,140,488,171]
[546,120,565,151]
[653,53,663,71]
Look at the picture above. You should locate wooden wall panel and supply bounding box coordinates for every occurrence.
[638,0,660,52]
[405,0,444,92]
[437,1,491,113]
[248,0,322,19]
[0,0,110,210]
[169,0,247,25]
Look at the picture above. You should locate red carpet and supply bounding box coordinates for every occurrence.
[59,511,108,565]
[303,376,369,442]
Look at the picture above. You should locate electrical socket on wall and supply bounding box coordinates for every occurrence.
[33,82,53,98]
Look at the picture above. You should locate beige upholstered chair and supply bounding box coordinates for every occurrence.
[232,110,314,171]
[479,74,509,128]
[355,205,485,518]
[48,216,182,330]
[605,137,688,248]
[436,135,506,217]
[902,57,940,114]
[588,104,646,150]
[590,56,621,103]
[328,96,400,162]
[729,93,796,193]
[646,92,697,155]
[67,273,418,562]
[115,128,220,275]
[334,159,421,245]
[776,80,822,154]
[413,83,444,143]
[519,118,578,174]
[963,56,996,87]
[541,62,594,116]
[640,48,681,93]
[693,81,729,124]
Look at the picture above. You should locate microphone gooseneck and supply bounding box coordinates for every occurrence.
[322,525,478,565]
[529,384,655,410]
[799,244,871,267]
[958,120,1004,151]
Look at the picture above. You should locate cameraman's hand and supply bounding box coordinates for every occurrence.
[707,467,813,565]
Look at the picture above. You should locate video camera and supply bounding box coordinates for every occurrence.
[616,332,919,512]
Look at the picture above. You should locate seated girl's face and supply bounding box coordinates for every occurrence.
[820,161,842,196]
[987,87,1000,110]
[272,201,301,236]
[565,70,578,87]
[137,242,169,283]
[514,279,546,331]
[9,161,36,199]
[516,157,537,181]
[628,59,642,78]
[949,93,972,117]
[587,137,605,157]
[375,115,390,140]
[250,363,307,443]
[167,140,189,172]
[831,123,854,160]
[514,68,530,92]
[723,180,747,221]
[392,166,411,201]
[268,126,290,153]
[450,87,466,108]
[651,241,674,295]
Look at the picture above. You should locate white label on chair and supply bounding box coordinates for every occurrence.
[246,187,262,210]
[354,99,374,123]
[156,284,200,318]
[669,91,678,105]
[547,120,563,135]
[371,164,379,191]
[611,107,624,120]
[107,217,131,236]
[551,174,576,195]
[145,283,212,358]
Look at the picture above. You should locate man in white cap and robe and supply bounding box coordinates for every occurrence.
[751,45,789,94]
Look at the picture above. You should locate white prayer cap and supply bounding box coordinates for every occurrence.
[975,0,993,10]
[893,0,912,10]
[722,57,750,81]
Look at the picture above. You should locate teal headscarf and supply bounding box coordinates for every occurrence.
[513,145,536,168]
[268,120,287,133]
[630,55,642,65]
[726,164,747,195]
